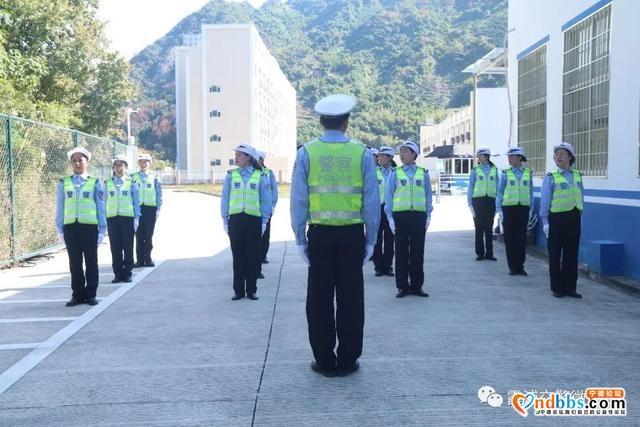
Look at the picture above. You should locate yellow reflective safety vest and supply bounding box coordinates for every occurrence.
[305,139,365,225]
[132,171,157,207]
[229,169,261,217]
[63,176,98,225]
[392,166,427,212]
[105,177,135,218]
[550,170,583,213]
[472,165,498,198]
[376,167,385,205]
[502,168,532,206]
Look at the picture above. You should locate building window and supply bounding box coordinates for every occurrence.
[518,45,547,176]
[209,110,221,118]
[209,85,221,93]
[229,159,235,166]
[210,160,221,166]
[562,5,611,176]
[209,134,221,142]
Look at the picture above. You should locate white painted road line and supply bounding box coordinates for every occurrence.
[0,299,70,304]
[0,260,163,396]
[0,343,42,351]
[0,317,77,323]
[1,283,123,291]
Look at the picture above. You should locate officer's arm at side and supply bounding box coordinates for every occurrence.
[259,173,271,225]
[55,180,64,235]
[539,174,554,227]
[94,181,107,236]
[495,171,507,213]
[290,147,310,246]
[384,170,396,223]
[425,170,433,219]
[467,168,476,208]
[220,172,232,227]
[360,149,381,246]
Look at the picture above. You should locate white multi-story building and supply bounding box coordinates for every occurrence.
[508,0,640,280]
[175,24,296,183]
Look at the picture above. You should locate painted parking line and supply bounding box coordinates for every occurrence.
[0,343,42,351]
[0,317,77,323]
[1,283,123,291]
[0,260,163,396]
[0,299,70,305]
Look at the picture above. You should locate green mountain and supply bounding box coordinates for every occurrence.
[129,0,506,161]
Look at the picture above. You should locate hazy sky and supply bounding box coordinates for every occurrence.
[97,0,265,59]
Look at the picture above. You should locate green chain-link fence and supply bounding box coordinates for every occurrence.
[0,114,136,267]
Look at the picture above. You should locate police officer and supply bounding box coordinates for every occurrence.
[105,155,140,283]
[132,153,162,267]
[385,140,433,298]
[497,147,533,275]
[468,147,498,261]
[290,94,380,377]
[221,144,271,301]
[539,142,584,299]
[372,145,396,276]
[55,147,106,306]
[256,150,278,279]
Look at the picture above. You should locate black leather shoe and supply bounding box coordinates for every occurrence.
[384,269,394,277]
[337,361,360,377]
[257,273,265,279]
[411,289,429,297]
[262,259,269,264]
[485,256,497,261]
[396,289,409,298]
[133,262,144,268]
[374,271,384,277]
[145,260,155,267]
[517,270,528,276]
[122,275,132,283]
[231,294,244,301]
[65,297,84,307]
[552,292,564,298]
[311,361,336,377]
[476,256,484,261]
[85,297,99,306]
[509,271,517,275]
[247,293,259,300]
[111,277,122,284]
[565,291,582,299]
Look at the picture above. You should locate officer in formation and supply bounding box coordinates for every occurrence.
[132,153,162,268]
[496,147,533,276]
[385,140,433,298]
[372,145,396,276]
[221,144,271,301]
[105,155,140,283]
[467,147,498,261]
[290,94,379,377]
[256,150,278,279]
[540,142,584,299]
[55,147,106,307]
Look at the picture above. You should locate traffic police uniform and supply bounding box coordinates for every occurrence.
[372,146,396,276]
[290,94,380,376]
[221,144,271,300]
[496,147,533,275]
[55,147,107,306]
[468,147,498,261]
[256,150,278,277]
[539,142,584,298]
[385,141,433,298]
[105,155,140,283]
[131,153,162,267]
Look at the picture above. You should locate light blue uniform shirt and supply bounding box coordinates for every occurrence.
[384,163,433,222]
[105,175,141,221]
[55,173,107,236]
[290,130,381,246]
[467,163,498,207]
[539,168,585,227]
[221,165,271,227]
[496,166,534,213]
[135,170,163,210]
[266,168,278,213]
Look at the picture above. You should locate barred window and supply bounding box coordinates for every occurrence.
[209,110,221,118]
[518,46,547,176]
[209,134,221,142]
[562,5,611,176]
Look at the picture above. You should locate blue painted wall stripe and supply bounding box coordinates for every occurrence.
[561,0,613,31]
[516,35,550,60]
[532,187,640,200]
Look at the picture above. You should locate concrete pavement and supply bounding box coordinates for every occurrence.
[0,190,638,425]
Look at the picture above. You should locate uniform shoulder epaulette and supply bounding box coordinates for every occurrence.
[227,169,234,174]
[546,172,553,176]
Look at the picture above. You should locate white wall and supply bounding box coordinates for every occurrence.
[475,87,510,170]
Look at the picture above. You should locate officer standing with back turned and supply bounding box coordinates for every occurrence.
[290,94,380,377]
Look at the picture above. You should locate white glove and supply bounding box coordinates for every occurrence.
[498,211,504,223]
[543,224,549,239]
[134,219,139,232]
[297,244,309,266]
[155,210,160,219]
[261,223,267,235]
[363,244,374,267]
[224,223,229,235]
[425,218,430,231]
[469,205,476,218]
[57,232,64,244]
[388,219,396,234]
[97,233,105,246]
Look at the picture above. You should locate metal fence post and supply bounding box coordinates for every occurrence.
[73,129,79,147]
[6,116,17,262]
